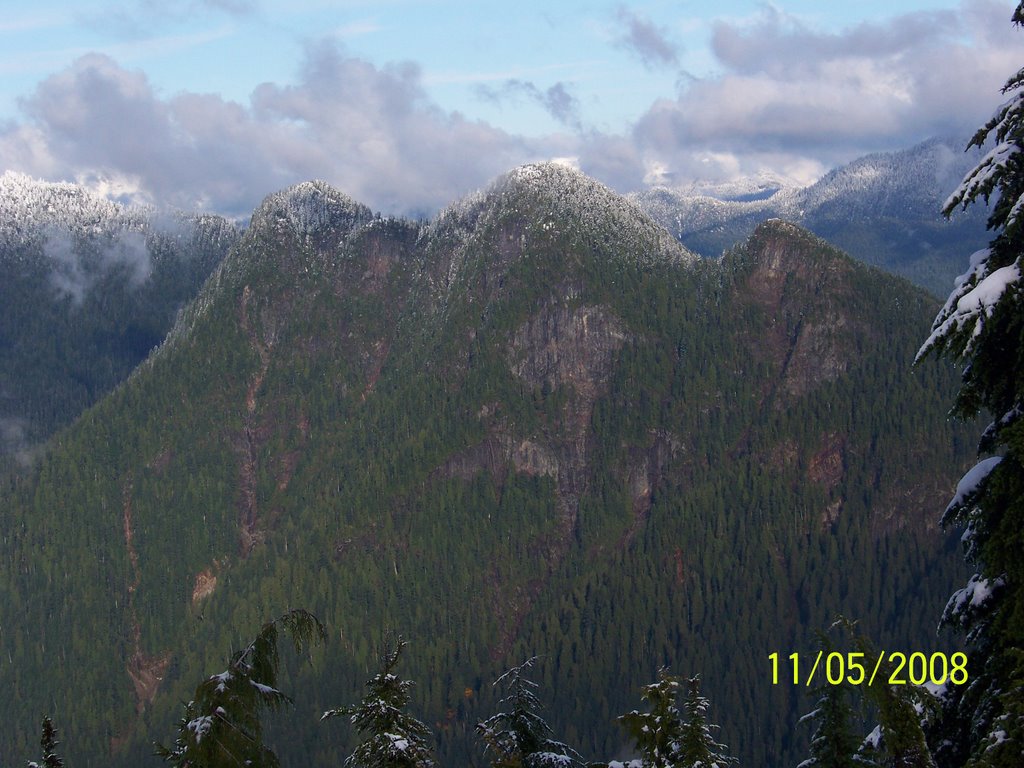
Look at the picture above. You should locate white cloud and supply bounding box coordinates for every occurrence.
[623,0,1021,188]
[0,44,561,217]
[475,79,583,130]
[614,6,681,69]
[0,1,1019,215]
[332,19,383,39]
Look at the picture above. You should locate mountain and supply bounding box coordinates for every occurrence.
[633,137,990,298]
[0,165,973,768]
[0,171,238,470]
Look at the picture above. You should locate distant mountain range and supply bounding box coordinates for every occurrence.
[0,163,974,768]
[632,137,990,298]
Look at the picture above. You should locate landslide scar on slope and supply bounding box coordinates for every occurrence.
[237,283,275,556]
[121,475,171,714]
[507,302,630,532]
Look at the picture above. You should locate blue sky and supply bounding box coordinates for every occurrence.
[0,0,1018,217]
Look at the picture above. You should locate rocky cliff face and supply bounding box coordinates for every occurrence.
[737,220,855,400]
[724,218,960,532]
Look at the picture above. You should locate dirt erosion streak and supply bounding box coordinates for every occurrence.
[238,283,273,556]
[121,474,171,715]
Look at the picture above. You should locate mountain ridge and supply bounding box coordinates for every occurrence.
[0,165,973,768]
[248,179,375,241]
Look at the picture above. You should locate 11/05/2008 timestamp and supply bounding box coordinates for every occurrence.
[769,651,968,687]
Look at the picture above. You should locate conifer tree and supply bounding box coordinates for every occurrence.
[676,676,735,768]
[854,636,935,768]
[794,626,868,768]
[27,716,63,768]
[917,3,1024,766]
[619,668,685,768]
[155,609,325,768]
[476,657,582,768]
[620,669,734,768]
[856,680,935,768]
[797,681,859,768]
[323,635,435,768]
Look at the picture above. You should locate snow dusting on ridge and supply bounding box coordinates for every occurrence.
[0,170,146,249]
[248,180,374,240]
[429,162,696,269]
[500,162,696,266]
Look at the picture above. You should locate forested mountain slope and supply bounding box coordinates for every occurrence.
[0,165,973,768]
[0,172,237,470]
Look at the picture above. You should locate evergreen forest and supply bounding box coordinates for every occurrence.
[0,165,980,768]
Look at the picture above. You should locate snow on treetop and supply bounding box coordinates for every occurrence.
[212,670,233,693]
[249,179,374,240]
[0,170,146,248]
[944,456,1002,519]
[917,255,1021,359]
[186,715,214,743]
[251,680,282,696]
[498,162,696,265]
[944,141,1019,213]
[945,573,1005,619]
[0,170,237,267]
[862,724,883,751]
[428,161,697,268]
